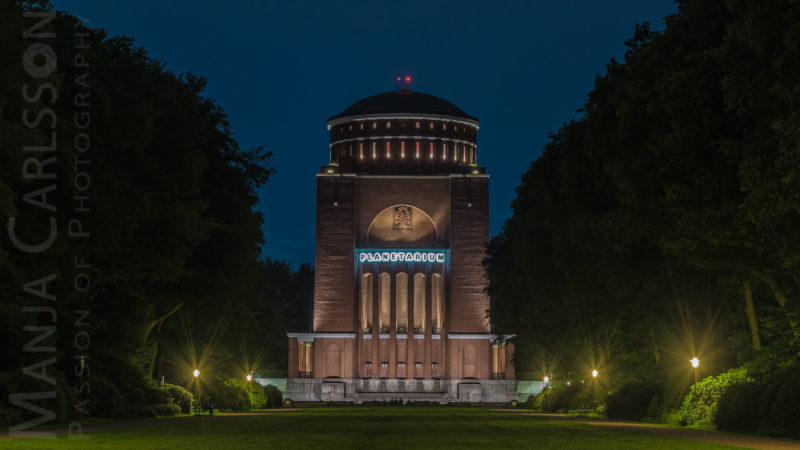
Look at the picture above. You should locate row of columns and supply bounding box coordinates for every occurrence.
[360,262,445,379]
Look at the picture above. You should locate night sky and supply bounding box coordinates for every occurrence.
[53,0,677,267]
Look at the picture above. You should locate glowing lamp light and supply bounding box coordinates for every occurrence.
[592,370,598,378]
[691,357,699,368]
[543,376,549,383]
[193,369,200,378]
[404,75,411,83]
[246,374,253,381]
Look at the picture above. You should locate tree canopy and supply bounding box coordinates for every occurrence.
[1,1,311,423]
[487,0,800,399]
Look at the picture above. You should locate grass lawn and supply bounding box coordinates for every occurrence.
[3,407,738,449]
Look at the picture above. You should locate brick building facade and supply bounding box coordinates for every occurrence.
[285,89,515,403]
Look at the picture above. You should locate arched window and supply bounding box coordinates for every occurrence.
[396,273,408,333]
[361,273,373,332]
[414,273,426,333]
[379,273,390,332]
[432,273,443,333]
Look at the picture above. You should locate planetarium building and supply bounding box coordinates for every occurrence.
[285,87,515,403]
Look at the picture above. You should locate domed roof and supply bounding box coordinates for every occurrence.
[328,90,478,123]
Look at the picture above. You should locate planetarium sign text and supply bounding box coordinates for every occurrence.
[357,249,447,264]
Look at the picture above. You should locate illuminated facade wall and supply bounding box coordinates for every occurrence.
[286,90,515,403]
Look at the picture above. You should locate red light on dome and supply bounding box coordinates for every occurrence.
[404,75,412,83]
[397,77,401,82]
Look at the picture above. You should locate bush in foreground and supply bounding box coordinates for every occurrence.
[759,364,800,437]
[264,384,284,408]
[678,367,750,426]
[606,381,663,421]
[715,383,762,431]
[531,384,595,412]
[154,403,182,417]
[159,383,194,414]
[208,378,251,411]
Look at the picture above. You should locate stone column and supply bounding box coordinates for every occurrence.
[304,342,313,376]
[372,267,380,379]
[389,271,397,379]
[424,266,433,379]
[407,265,415,378]
[288,338,299,378]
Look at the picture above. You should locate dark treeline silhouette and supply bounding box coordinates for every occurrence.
[486,0,800,435]
[1,1,312,425]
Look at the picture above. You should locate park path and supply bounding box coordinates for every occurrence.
[1,409,304,441]
[493,410,800,450]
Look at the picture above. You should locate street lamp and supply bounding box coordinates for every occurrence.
[690,357,699,394]
[543,376,549,384]
[193,369,200,378]
[690,357,699,368]
[592,369,598,378]
[246,374,252,382]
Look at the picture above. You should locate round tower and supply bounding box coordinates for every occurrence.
[286,87,514,405]
[324,89,483,175]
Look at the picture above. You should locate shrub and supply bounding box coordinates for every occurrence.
[522,394,536,409]
[715,383,762,431]
[678,367,751,426]
[154,403,182,417]
[606,381,663,420]
[143,384,171,406]
[532,383,587,412]
[90,375,125,417]
[264,384,283,408]
[209,378,251,411]
[126,405,157,418]
[247,383,268,409]
[159,383,194,413]
[0,408,23,428]
[761,364,800,434]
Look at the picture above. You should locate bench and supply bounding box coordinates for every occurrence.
[192,402,207,416]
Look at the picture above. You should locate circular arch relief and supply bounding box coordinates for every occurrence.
[366,204,438,248]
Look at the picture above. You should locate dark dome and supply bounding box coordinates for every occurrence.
[328,90,478,123]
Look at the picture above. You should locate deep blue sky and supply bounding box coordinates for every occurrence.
[54,1,677,267]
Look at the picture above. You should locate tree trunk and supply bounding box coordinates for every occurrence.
[755,270,800,341]
[143,301,184,344]
[143,302,183,378]
[743,281,761,351]
[148,341,158,378]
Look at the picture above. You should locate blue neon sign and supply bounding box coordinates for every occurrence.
[356,249,448,264]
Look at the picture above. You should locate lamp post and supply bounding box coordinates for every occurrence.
[191,369,201,414]
[690,357,699,395]
[591,369,598,378]
[543,376,551,411]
